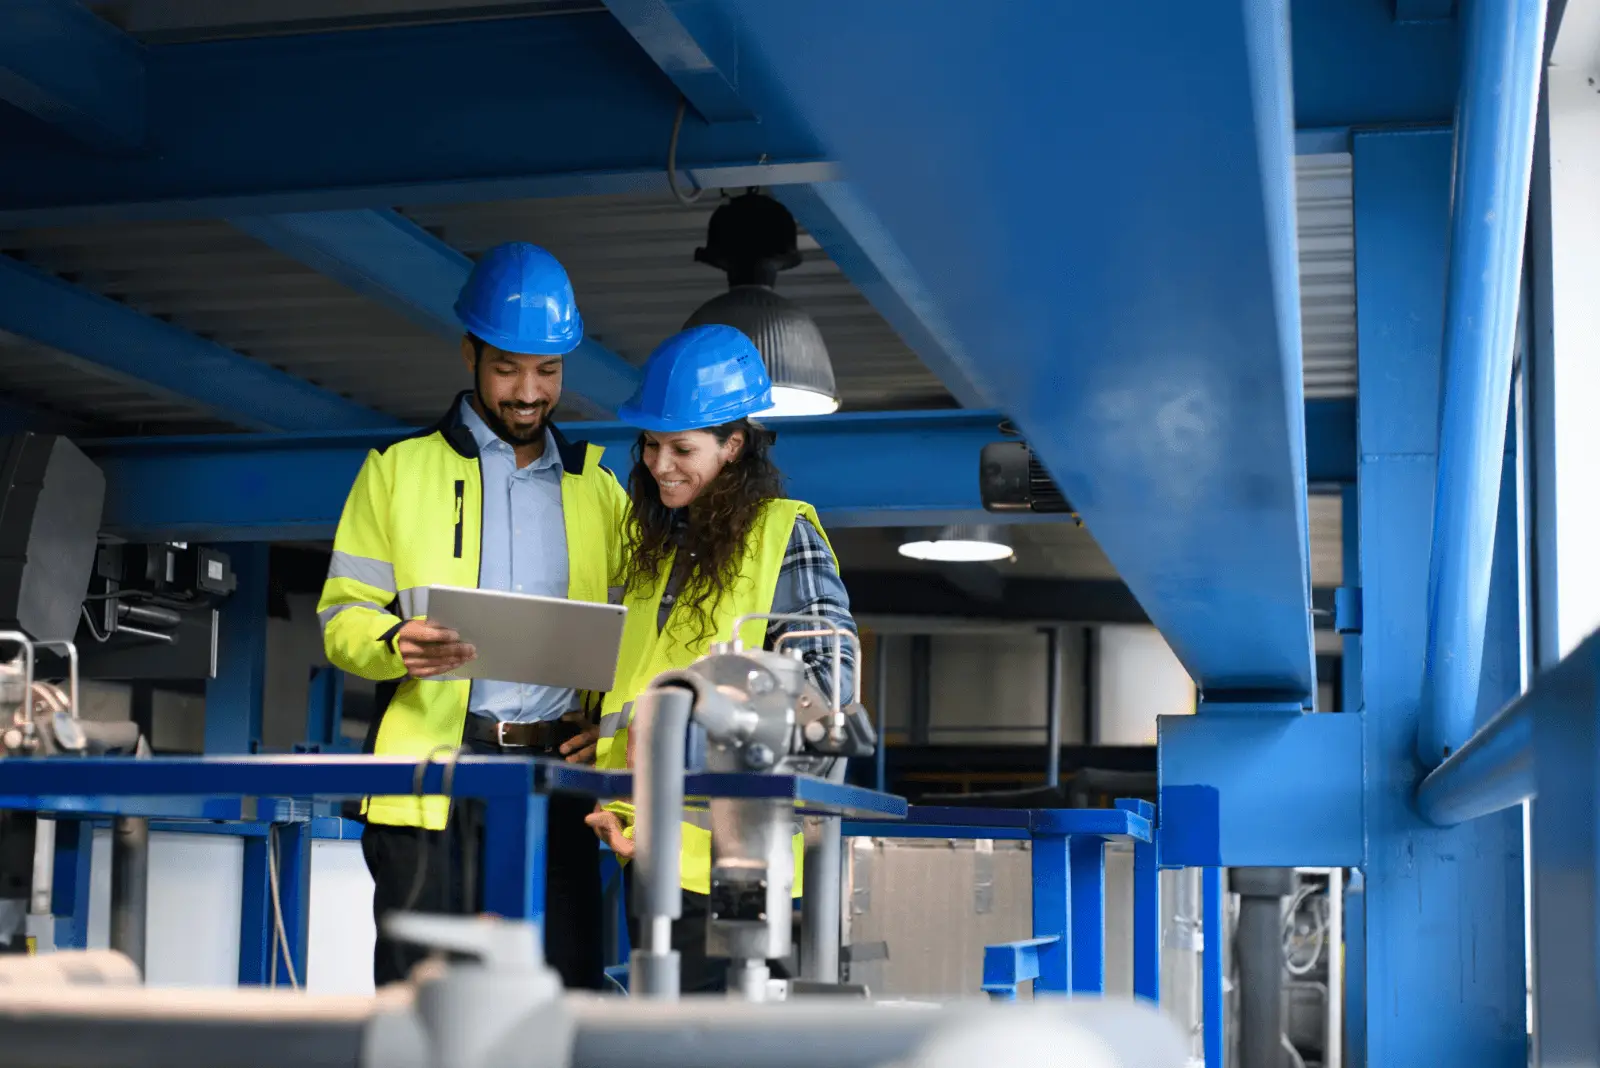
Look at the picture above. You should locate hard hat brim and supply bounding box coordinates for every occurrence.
[455,303,585,357]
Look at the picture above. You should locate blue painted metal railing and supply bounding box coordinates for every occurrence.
[844,799,1159,1000]
[0,756,906,988]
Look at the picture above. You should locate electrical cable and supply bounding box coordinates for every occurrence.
[265,824,301,990]
[402,745,464,912]
[1283,882,1327,977]
[666,96,705,206]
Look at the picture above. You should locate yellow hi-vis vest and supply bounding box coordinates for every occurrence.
[594,499,832,897]
[317,395,629,830]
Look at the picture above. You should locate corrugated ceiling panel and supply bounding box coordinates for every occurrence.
[1297,153,1356,399]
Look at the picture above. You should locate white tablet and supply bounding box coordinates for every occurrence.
[421,585,627,692]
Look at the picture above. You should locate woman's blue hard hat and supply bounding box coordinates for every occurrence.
[454,242,584,356]
[616,325,774,433]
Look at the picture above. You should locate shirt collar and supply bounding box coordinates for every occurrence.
[458,395,563,473]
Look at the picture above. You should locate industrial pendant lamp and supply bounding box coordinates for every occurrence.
[684,191,841,417]
[897,524,1015,563]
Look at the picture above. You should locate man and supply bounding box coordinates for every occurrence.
[317,241,629,990]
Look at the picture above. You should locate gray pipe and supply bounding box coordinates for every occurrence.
[1044,627,1062,788]
[799,816,843,982]
[1233,868,1295,1068]
[630,685,693,1000]
[0,987,369,1068]
[110,817,149,974]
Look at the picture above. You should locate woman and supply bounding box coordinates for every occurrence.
[585,323,858,993]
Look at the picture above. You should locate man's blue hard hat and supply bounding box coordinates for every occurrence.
[454,242,584,356]
[616,325,774,433]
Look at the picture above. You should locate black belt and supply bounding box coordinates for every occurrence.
[463,714,583,753]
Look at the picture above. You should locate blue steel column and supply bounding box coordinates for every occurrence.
[50,820,94,950]
[206,543,269,754]
[483,793,547,924]
[238,833,273,984]
[274,823,312,985]
[1068,837,1106,994]
[1030,834,1072,995]
[1354,129,1526,1066]
[1416,0,1548,768]
[1201,867,1224,1068]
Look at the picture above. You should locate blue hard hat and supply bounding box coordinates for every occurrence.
[616,325,773,432]
[454,242,584,356]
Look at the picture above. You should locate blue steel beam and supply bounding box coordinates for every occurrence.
[776,183,990,409]
[0,13,828,227]
[1415,0,1548,769]
[0,0,145,150]
[1395,0,1457,20]
[703,1,1315,701]
[228,210,641,417]
[0,254,402,432]
[84,401,1353,543]
[600,0,753,122]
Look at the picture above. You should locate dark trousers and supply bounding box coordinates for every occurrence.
[622,867,792,994]
[363,788,603,990]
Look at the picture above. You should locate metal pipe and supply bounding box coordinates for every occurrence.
[1416,0,1549,769]
[110,817,149,973]
[629,685,693,1000]
[1415,691,1533,826]
[30,816,55,916]
[799,816,842,983]
[1327,869,1344,1068]
[873,634,889,794]
[1044,627,1062,788]
[1233,868,1294,1068]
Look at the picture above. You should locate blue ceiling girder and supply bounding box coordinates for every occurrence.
[228,210,642,417]
[776,183,990,409]
[600,0,754,123]
[704,1,1317,702]
[83,400,1353,543]
[0,254,402,432]
[0,12,830,227]
[1395,0,1458,21]
[0,0,144,150]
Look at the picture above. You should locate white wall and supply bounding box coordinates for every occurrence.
[1094,624,1197,744]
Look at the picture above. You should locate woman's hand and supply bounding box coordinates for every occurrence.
[585,805,635,859]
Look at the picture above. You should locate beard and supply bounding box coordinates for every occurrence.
[474,376,550,446]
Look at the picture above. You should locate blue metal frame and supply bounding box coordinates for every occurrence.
[843,802,1156,1000]
[0,253,401,433]
[0,0,145,150]
[228,209,640,418]
[599,0,753,124]
[0,14,831,227]
[206,543,269,755]
[82,401,1355,544]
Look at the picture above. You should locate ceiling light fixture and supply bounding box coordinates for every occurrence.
[684,191,841,417]
[897,524,1015,563]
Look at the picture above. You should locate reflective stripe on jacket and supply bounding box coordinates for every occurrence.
[318,393,629,830]
[595,499,833,897]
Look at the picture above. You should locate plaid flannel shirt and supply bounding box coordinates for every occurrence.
[765,516,859,705]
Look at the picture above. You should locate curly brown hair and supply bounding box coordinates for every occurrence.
[620,419,784,648]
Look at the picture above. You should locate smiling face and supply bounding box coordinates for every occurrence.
[461,336,562,446]
[641,427,745,509]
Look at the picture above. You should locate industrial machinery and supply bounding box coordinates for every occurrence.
[629,614,875,1000]
[0,633,149,961]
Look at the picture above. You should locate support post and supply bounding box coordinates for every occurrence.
[304,666,345,751]
[1202,867,1225,1068]
[272,823,312,986]
[205,544,269,755]
[1030,834,1072,995]
[1416,0,1548,768]
[1044,627,1063,788]
[1131,826,1160,1003]
[482,793,546,925]
[238,835,272,985]
[50,820,93,952]
[109,817,148,975]
[1354,129,1527,1066]
[873,634,890,794]
[800,816,843,983]
[1068,837,1106,995]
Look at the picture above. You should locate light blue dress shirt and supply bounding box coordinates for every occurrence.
[459,398,574,723]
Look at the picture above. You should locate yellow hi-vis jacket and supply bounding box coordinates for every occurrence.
[594,499,832,897]
[317,394,629,830]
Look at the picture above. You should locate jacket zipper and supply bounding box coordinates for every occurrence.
[452,479,465,558]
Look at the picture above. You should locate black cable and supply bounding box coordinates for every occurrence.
[401,744,463,912]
